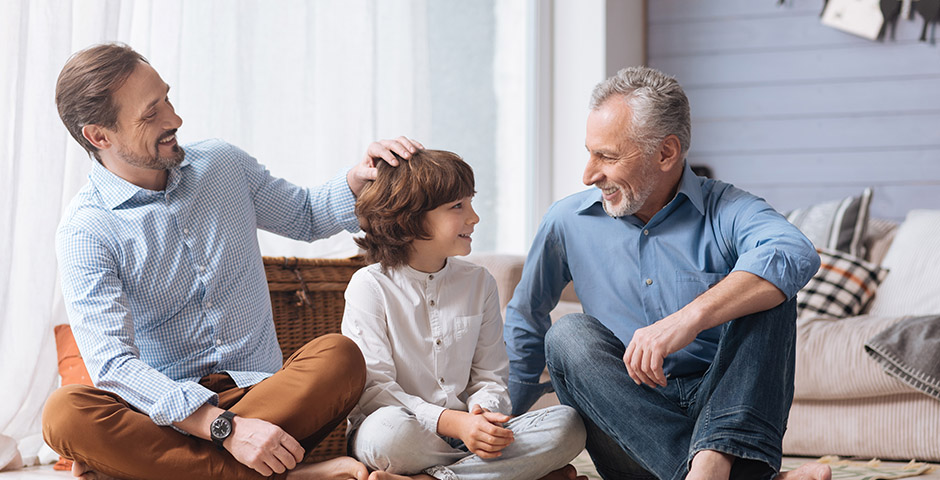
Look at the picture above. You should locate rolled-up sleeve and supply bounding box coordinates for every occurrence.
[725,195,821,299]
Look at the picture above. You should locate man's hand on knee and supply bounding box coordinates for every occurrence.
[225,416,305,476]
[623,313,700,388]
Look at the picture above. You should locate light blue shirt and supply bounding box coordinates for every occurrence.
[56,139,359,426]
[504,162,820,414]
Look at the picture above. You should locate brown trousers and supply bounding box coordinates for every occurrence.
[42,334,365,480]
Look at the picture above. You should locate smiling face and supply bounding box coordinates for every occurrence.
[84,61,185,189]
[583,97,661,219]
[408,195,479,273]
[108,62,185,170]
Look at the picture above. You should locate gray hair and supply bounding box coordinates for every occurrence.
[589,66,691,158]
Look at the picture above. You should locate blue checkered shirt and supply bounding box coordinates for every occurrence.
[56,139,360,426]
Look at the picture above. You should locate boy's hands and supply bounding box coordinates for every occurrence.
[438,405,514,459]
[347,136,424,197]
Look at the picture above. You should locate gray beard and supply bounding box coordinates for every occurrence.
[601,183,654,218]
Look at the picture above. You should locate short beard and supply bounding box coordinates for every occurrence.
[116,140,185,171]
[600,161,657,218]
[602,183,653,218]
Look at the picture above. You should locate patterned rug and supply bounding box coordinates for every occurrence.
[782,456,937,480]
[571,452,937,480]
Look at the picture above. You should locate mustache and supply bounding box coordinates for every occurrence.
[157,129,178,143]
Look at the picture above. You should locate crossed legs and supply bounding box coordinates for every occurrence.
[43,334,366,480]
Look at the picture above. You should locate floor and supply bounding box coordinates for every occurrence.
[2,454,939,479]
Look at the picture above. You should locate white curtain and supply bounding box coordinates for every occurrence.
[0,0,435,464]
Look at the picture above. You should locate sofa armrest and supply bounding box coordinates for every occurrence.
[465,253,581,318]
[464,254,526,315]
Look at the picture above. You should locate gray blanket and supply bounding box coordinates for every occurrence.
[865,315,940,402]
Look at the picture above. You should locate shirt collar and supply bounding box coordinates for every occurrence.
[574,160,706,217]
[90,159,190,210]
[677,161,706,216]
[400,257,453,280]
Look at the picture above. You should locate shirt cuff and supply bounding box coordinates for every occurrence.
[732,246,820,300]
[414,402,448,433]
[508,377,555,416]
[148,381,218,426]
[467,394,512,417]
[328,169,360,233]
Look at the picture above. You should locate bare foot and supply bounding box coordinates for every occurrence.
[776,462,832,480]
[286,456,369,480]
[368,471,434,480]
[538,464,588,480]
[687,450,734,480]
[71,460,121,480]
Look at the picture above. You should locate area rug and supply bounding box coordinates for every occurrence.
[782,456,936,479]
[572,452,937,480]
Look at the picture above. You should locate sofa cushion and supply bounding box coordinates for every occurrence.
[796,248,888,320]
[52,324,93,471]
[868,210,940,317]
[795,315,913,400]
[786,188,872,258]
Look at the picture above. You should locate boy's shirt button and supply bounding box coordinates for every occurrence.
[435,339,442,346]
[429,300,436,306]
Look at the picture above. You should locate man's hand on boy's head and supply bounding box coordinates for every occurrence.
[347,136,424,197]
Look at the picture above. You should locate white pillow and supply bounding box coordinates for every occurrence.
[868,210,940,316]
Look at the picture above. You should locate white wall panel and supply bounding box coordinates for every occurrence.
[646,0,940,222]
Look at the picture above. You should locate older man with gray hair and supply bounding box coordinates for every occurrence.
[503,66,831,480]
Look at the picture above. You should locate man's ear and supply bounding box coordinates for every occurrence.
[81,124,112,151]
[656,134,683,172]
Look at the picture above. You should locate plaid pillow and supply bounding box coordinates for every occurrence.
[797,247,888,320]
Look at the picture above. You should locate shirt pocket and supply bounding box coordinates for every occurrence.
[451,314,484,363]
[673,271,726,314]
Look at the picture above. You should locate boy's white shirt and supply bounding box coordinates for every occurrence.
[342,258,511,434]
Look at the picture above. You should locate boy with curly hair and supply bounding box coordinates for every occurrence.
[342,149,587,480]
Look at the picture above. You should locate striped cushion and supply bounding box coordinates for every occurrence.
[797,248,888,320]
[787,188,872,257]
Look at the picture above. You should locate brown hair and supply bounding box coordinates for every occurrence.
[355,149,475,269]
[55,43,149,161]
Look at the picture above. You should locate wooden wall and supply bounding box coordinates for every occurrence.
[646,0,940,221]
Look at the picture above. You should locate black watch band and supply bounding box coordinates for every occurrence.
[210,410,236,449]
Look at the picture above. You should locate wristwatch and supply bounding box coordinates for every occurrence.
[210,410,236,449]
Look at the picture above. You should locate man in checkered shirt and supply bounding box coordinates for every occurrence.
[43,42,420,480]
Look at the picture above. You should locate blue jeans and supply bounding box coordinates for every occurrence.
[545,299,797,480]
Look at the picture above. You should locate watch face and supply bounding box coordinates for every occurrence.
[211,417,232,439]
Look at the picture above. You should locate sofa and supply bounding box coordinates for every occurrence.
[466,206,940,462]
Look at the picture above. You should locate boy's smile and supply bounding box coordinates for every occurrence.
[408,196,479,273]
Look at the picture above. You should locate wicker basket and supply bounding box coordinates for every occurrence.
[263,255,368,462]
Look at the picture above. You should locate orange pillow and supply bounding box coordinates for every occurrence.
[52,324,93,471]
